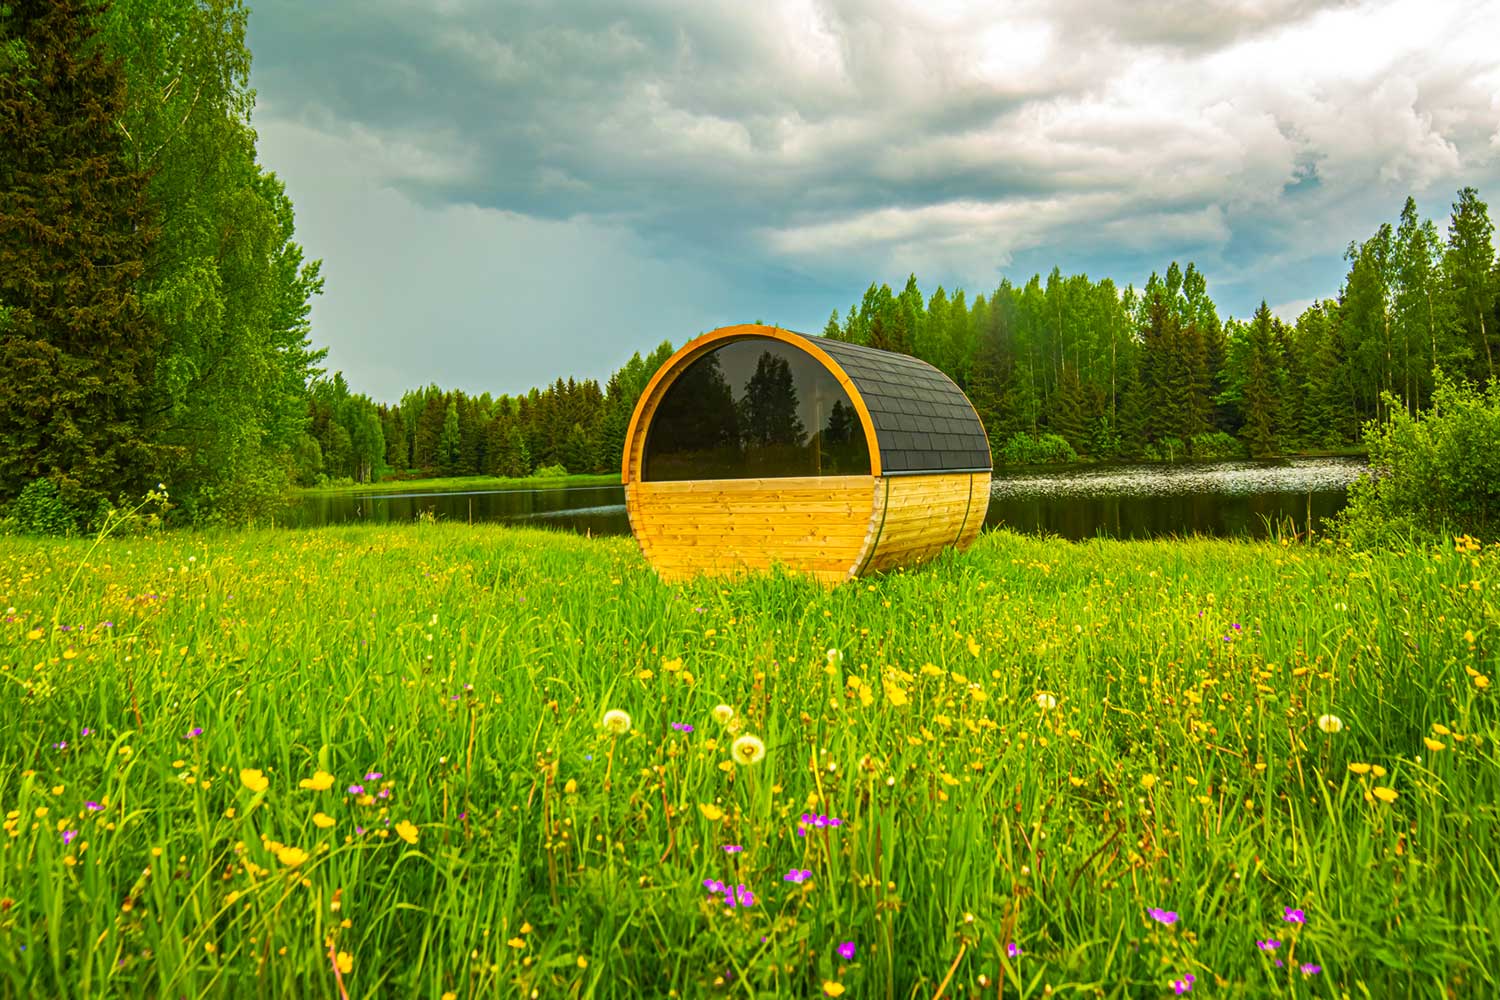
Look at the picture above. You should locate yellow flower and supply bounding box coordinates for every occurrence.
[26,628,43,641]
[274,845,308,867]
[920,663,945,677]
[731,734,766,766]
[1348,762,1372,775]
[507,936,526,949]
[1423,737,1445,752]
[299,771,335,792]
[1140,773,1157,791]
[698,803,724,821]
[1371,764,1388,778]
[882,678,910,707]
[395,820,419,845]
[563,779,577,795]
[711,704,735,725]
[335,951,353,974]
[1067,775,1084,787]
[239,769,269,793]
[601,709,632,735]
[313,812,336,829]
[1475,674,1491,690]
[636,669,654,681]
[1432,723,1451,735]
[824,982,847,997]
[1372,786,1398,803]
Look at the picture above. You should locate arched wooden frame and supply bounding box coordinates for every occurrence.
[621,325,990,585]
[621,324,883,484]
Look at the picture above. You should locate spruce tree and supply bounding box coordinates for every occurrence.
[0,0,161,520]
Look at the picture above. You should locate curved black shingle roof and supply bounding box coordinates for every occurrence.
[812,336,992,475]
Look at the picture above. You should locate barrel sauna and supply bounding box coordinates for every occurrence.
[621,325,992,585]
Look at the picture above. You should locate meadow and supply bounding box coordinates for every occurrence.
[0,521,1496,998]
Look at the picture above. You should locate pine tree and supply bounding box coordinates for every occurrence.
[1241,303,1281,458]
[1445,187,1496,382]
[0,0,163,520]
[437,400,461,474]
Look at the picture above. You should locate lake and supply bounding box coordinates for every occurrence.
[282,456,1368,542]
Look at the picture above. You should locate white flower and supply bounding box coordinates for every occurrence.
[711,704,735,725]
[1317,714,1343,734]
[731,734,766,766]
[1035,692,1057,711]
[602,709,632,735]
[826,648,844,670]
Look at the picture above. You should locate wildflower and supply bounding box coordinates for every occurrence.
[731,734,766,766]
[1373,786,1398,803]
[602,709,632,735]
[1006,942,1022,958]
[1172,974,1196,994]
[1317,714,1344,734]
[722,884,754,907]
[703,878,726,893]
[182,727,202,740]
[721,844,743,853]
[85,801,102,812]
[347,784,365,796]
[395,820,419,845]
[670,722,694,733]
[335,951,353,974]
[1148,908,1178,925]
[61,829,78,846]
[1035,692,1057,710]
[1257,939,1281,950]
[313,813,336,829]
[698,803,724,821]
[274,845,308,867]
[1300,964,1321,975]
[1283,907,1305,923]
[711,704,735,725]
[1348,762,1372,775]
[826,648,843,670]
[1423,737,1445,752]
[563,779,578,795]
[80,728,93,737]
[299,771,335,792]
[836,941,856,961]
[364,772,383,780]
[1140,773,1158,791]
[783,869,812,883]
[823,983,846,997]
[239,769,269,793]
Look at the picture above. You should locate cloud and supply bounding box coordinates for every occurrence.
[246,0,1500,393]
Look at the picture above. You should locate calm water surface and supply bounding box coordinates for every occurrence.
[282,457,1367,542]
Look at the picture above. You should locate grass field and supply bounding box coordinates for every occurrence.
[1,523,1496,998]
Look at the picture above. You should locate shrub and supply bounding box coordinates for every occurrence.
[1190,431,1247,460]
[4,478,92,536]
[1334,372,1500,547]
[531,463,569,478]
[995,433,1077,466]
[1142,437,1187,462]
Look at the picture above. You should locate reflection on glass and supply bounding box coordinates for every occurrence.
[643,338,872,481]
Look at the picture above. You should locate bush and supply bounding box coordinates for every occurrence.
[1334,372,1500,548]
[531,463,569,478]
[4,478,93,536]
[1190,431,1247,460]
[1142,437,1188,462]
[995,433,1077,466]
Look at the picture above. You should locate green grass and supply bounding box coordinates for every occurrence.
[294,472,621,496]
[1,524,1496,998]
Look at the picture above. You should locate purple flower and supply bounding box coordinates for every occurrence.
[1148,908,1179,926]
[783,869,812,883]
[1172,974,1196,994]
[1300,964,1321,975]
[1006,942,1022,958]
[348,784,365,795]
[364,772,383,780]
[377,788,390,799]
[182,726,202,740]
[1283,907,1305,924]
[703,878,727,893]
[61,829,78,846]
[836,941,856,961]
[52,741,67,750]
[798,813,843,835]
[723,884,754,907]
[721,844,743,853]
[80,728,93,736]
[1232,623,1242,631]
[1257,940,1281,951]
[670,722,694,733]
[85,801,103,812]
[355,826,366,835]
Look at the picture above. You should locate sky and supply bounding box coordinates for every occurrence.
[245,0,1500,403]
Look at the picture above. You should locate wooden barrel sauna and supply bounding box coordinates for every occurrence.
[621,325,992,584]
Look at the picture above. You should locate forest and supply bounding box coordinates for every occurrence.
[302,189,1499,486]
[3,1,1499,523]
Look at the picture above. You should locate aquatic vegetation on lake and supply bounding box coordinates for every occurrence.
[0,523,1495,996]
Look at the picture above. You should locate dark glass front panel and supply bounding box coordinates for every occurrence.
[643,339,872,481]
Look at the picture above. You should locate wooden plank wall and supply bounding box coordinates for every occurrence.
[861,472,985,574]
[627,475,879,584]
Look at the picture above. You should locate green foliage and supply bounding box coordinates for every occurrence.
[3,478,90,536]
[1189,431,1246,460]
[995,432,1077,465]
[1334,372,1500,547]
[532,462,569,478]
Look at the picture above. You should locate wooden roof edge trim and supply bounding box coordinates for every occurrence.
[880,465,993,476]
[620,324,885,484]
